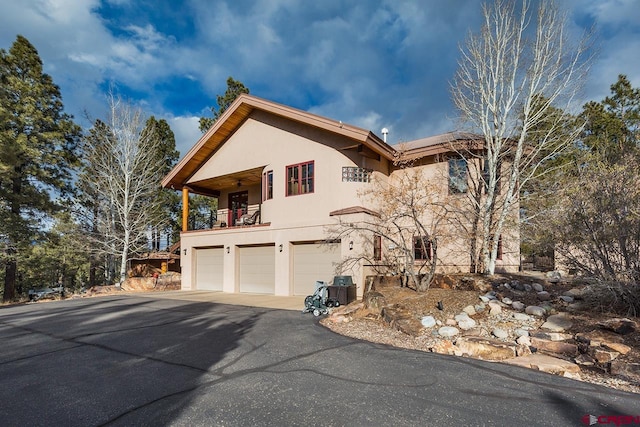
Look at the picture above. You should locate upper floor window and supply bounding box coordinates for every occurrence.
[483,157,501,194]
[448,158,468,194]
[263,170,273,201]
[342,166,372,183]
[414,236,433,261]
[373,235,382,261]
[287,161,314,196]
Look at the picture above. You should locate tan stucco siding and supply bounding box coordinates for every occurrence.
[189,117,385,227]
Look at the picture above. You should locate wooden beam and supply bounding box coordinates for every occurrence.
[186,184,221,198]
[357,144,381,160]
[182,187,189,232]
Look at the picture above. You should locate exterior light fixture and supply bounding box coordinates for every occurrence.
[349,241,354,250]
[226,246,230,254]
[183,249,187,255]
[279,244,283,252]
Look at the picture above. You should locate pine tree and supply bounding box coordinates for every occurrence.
[142,116,180,250]
[0,35,80,301]
[199,77,249,132]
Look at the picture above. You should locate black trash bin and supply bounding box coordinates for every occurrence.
[328,276,356,306]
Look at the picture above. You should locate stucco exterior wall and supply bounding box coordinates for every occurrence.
[189,115,390,227]
[171,99,521,297]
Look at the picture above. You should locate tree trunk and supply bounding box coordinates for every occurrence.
[118,227,130,286]
[3,254,17,302]
[118,248,128,287]
[89,261,96,287]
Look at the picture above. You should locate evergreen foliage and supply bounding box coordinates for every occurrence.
[0,35,80,301]
[198,76,249,133]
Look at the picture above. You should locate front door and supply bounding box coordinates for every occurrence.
[228,191,248,226]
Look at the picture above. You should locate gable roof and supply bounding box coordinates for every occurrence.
[162,94,396,190]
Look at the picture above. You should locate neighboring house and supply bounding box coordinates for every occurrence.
[162,94,519,297]
[128,242,182,276]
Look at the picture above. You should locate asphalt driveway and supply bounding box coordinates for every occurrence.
[0,295,638,426]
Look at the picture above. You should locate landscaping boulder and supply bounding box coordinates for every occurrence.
[438,326,460,338]
[591,348,620,364]
[511,301,525,311]
[530,337,579,357]
[430,340,455,355]
[610,361,640,383]
[537,291,551,301]
[462,305,476,316]
[454,336,518,361]
[503,354,580,377]
[546,270,562,283]
[455,313,477,330]
[363,291,386,314]
[530,331,572,342]
[598,318,637,335]
[532,283,544,292]
[492,328,508,339]
[382,306,423,336]
[575,330,624,347]
[525,306,546,317]
[421,316,436,328]
[541,313,573,332]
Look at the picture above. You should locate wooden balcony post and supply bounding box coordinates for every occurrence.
[182,187,189,232]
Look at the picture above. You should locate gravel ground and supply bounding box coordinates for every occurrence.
[321,277,640,396]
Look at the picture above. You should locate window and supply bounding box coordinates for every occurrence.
[287,161,314,196]
[483,157,501,194]
[373,235,382,261]
[342,166,372,182]
[496,235,503,261]
[263,170,273,201]
[413,236,432,261]
[449,158,468,194]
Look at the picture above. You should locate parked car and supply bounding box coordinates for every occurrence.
[28,285,65,301]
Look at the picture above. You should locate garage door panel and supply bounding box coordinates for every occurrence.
[293,243,341,295]
[239,246,275,294]
[196,248,223,291]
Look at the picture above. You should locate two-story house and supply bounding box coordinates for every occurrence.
[162,94,519,297]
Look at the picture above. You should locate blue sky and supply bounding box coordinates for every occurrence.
[1,0,639,158]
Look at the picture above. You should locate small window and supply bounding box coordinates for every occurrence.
[449,158,468,194]
[413,236,432,261]
[342,166,372,182]
[496,235,503,261]
[373,235,382,261]
[263,170,273,201]
[287,161,314,196]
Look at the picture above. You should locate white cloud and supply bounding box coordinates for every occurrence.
[168,115,204,159]
[1,0,639,148]
[566,0,640,103]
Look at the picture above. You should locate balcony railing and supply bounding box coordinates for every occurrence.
[216,204,261,228]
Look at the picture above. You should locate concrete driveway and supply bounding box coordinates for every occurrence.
[0,293,638,426]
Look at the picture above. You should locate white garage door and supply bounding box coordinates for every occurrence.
[293,242,341,295]
[195,248,224,291]
[239,245,275,294]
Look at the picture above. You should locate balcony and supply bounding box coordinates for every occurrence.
[217,204,263,228]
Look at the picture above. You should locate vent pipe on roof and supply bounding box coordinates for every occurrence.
[381,127,389,142]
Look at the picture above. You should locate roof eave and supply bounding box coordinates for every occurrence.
[162,94,397,189]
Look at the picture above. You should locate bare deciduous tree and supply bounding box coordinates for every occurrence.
[450,0,592,275]
[81,95,167,285]
[329,163,446,292]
